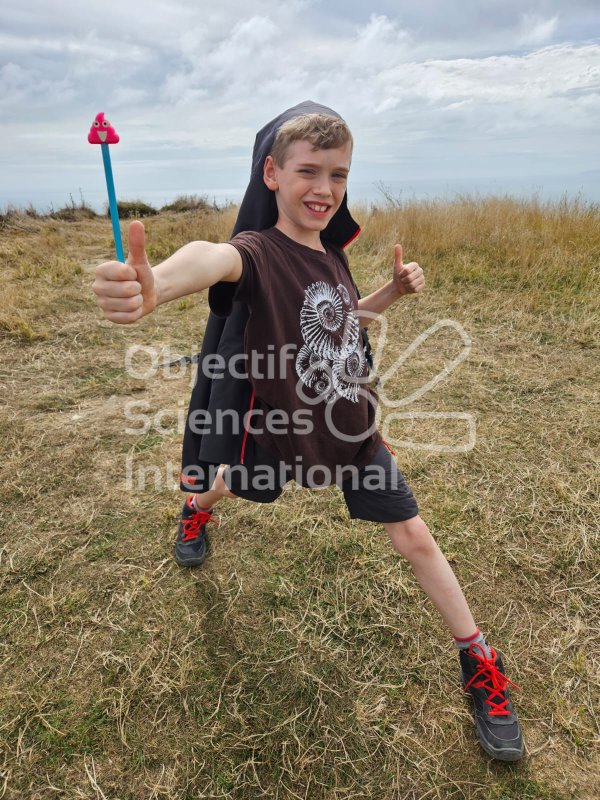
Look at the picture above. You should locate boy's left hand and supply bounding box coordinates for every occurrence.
[393,244,425,296]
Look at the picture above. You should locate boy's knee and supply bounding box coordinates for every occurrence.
[383,515,438,560]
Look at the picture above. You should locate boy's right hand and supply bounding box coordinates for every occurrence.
[92,220,157,324]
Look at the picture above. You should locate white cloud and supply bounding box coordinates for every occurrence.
[110,86,151,107]
[0,31,147,61]
[516,13,559,47]
[378,44,600,107]
[352,13,412,67]
[0,61,76,112]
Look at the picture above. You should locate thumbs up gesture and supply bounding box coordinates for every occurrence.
[393,244,425,297]
[92,221,157,323]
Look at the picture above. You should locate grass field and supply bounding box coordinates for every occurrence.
[0,195,598,799]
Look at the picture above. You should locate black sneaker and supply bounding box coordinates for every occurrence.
[174,496,218,567]
[460,642,524,762]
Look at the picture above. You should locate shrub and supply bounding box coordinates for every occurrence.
[49,191,98,222]
[161,194,215,213]
[112,200,158,218]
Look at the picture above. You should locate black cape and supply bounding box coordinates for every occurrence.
[180,100,372,487]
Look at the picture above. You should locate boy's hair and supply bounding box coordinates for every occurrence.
[270,113,353,168]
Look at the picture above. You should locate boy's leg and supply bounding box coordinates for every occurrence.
[341,446,523,761]
[193,464,239,510]
[175,466,237,567]
[383,515,476,639]
[383,515,523,762]
[175,437,289,567]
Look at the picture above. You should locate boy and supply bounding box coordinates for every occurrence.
[92,101,524,762]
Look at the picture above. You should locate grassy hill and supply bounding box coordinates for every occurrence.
[0,196,598,798]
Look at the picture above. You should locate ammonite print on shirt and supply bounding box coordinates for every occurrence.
[295,280,367,404]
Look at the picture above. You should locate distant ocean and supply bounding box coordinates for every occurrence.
[2,173,598,215]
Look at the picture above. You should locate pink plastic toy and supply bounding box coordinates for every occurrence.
[88,112,120,145]
[87,111,123,259]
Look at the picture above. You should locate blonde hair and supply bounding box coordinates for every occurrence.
[270,113,353,168]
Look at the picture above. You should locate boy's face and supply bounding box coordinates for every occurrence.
[263,139,351,235]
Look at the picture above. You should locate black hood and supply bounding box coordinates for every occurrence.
[232,98,359,244]
[209,99,360,316]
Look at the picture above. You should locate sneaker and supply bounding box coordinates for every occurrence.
[174,496,218,567]
[460,642,524,761]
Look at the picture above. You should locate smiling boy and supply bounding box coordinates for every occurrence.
[267,137,351,245]
[92,101,524,761]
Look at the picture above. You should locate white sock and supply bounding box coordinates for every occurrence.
[454,629,492,659]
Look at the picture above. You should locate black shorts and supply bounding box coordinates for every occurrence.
[181,435,419,524]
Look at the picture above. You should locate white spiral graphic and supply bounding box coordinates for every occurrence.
[296,281,365,404]
[299,281,344,357]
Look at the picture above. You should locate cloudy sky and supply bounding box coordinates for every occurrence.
[1,0,599,212]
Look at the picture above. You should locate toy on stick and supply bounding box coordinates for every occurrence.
[87,112,124,261]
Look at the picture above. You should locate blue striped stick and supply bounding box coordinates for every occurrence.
[100,142,124,262]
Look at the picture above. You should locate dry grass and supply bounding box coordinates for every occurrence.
[0,195,598,799]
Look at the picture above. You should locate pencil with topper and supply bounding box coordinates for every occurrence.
[87,112,124,262]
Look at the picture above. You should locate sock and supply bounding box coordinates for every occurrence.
[453,628,492,659]
[191,495,213,513]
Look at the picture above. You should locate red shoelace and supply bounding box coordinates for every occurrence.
[463,642,521,717]
[181,499,219,543]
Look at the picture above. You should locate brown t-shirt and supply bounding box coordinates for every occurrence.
[224,226,382,478]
